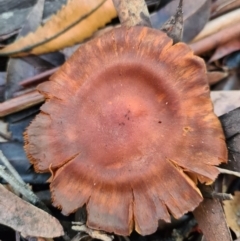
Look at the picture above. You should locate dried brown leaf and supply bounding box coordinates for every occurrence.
[190,22,240,55]
[224,192,240,238]
[0,0,117,56]
[0,184,63,238]
[207,71,228,85]
[209,38,240,62]
[212,0,240,18]
[192,8,240,42]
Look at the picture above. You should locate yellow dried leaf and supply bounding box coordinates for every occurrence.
[0,0,117,56]
[223,191,240,238]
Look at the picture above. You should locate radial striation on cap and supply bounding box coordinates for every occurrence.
[24,26,227,236]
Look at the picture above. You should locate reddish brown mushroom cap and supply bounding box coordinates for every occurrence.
[24,26,227,235]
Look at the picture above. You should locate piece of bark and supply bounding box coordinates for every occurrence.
[193,198,232,241]
[151,0,211,42]
[0,90,44,117]
[0,184,63,238]
[13,87,36,97]
[192,8,240,42]
[219,108,240,173]
[190,22,240,55]
[160,0,183,44]
[112,0,152,27]
[219,107,240,139]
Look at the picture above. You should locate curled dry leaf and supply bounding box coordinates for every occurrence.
[207,71,228,85]
[224,192,240,238]
[24,27,227,236]
[209,38,240,62]
[192,8,240,42]
[0,184,63,238]
[0,0,117,56]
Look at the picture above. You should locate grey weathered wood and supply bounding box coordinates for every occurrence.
[112,0,152,27]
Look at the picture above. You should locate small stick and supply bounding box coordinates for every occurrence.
[189,22,240,55]
[13,87,37,97]
[212,192,233,201]
[217,167,240,178]
[19,67,59,87]
[0,165,39,204]
[0,150,25,185]
[112,0,152,27]
[0,151,49,213]
[72,222,114,241]
[0,90,44,117]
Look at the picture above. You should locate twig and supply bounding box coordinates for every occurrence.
[217,167,240,178]
[189,22,240,55]
[0,150,25,185]
[13,87,37,97]
[19,67,59,87]
[112,0,152,27]
[0,90,44,117]
[0,151,49,213]
[71,232,89,241]
[0,165,39,204]
[212,192,233,201]
[72,222,114,241]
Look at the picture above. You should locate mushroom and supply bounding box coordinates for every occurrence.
[24,26,227,236]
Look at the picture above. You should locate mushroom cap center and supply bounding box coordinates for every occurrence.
[65,63,175,171]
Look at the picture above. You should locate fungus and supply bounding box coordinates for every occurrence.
[24,27,227,236]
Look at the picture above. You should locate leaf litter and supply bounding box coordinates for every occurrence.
[0,0,240,240]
